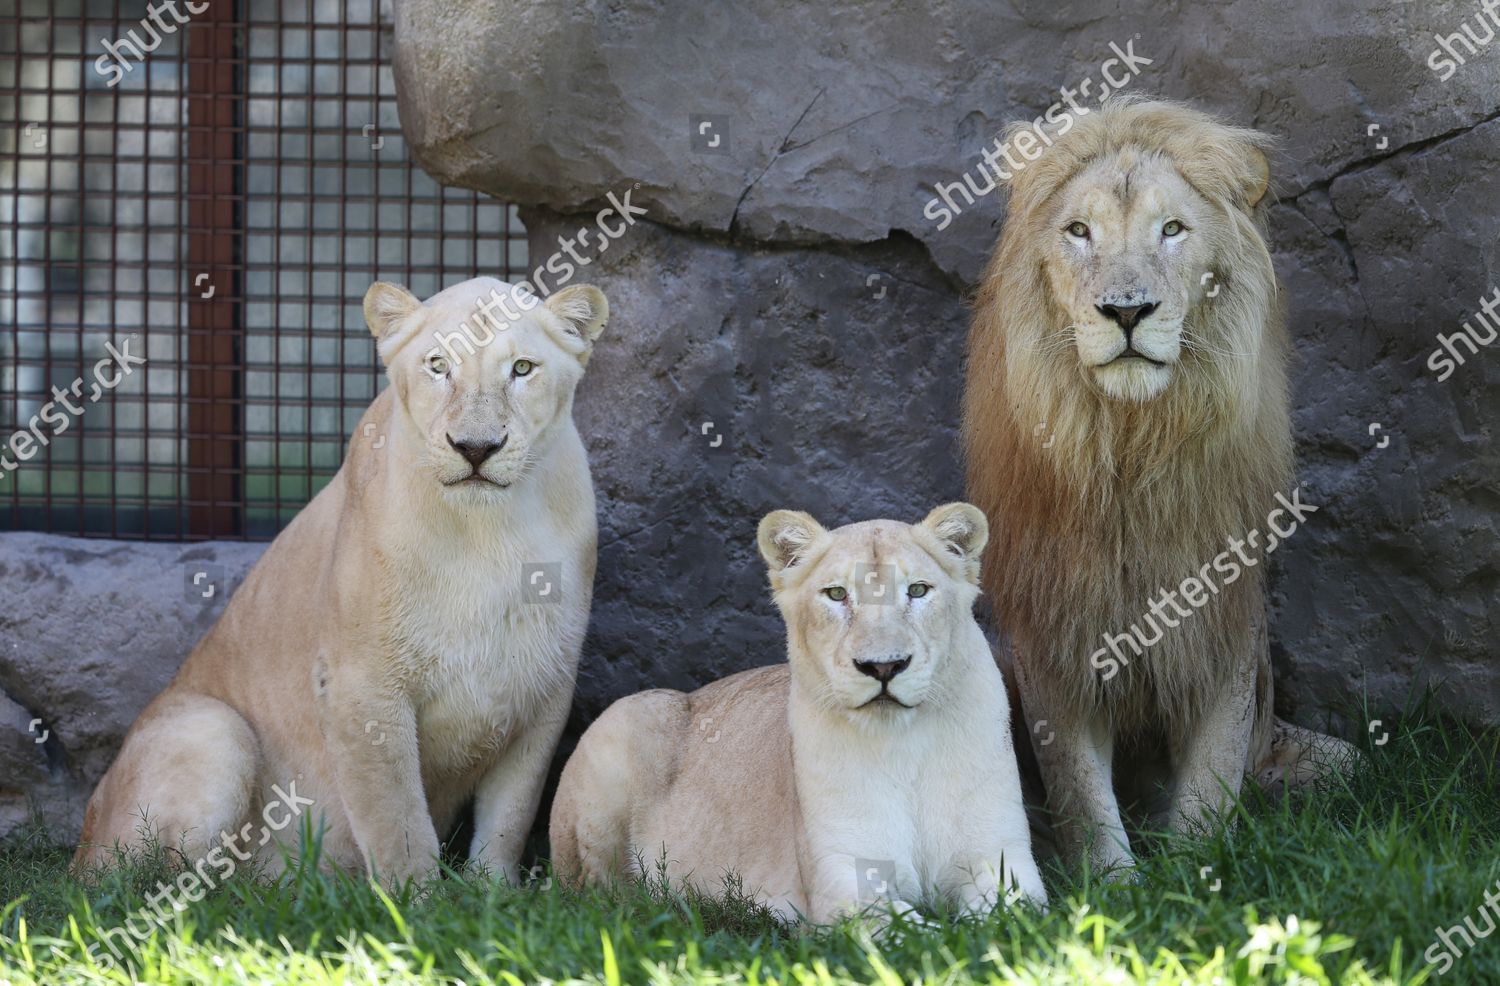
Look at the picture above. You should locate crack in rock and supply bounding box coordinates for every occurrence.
[1292,107,1500,201]
[728,87,826,240]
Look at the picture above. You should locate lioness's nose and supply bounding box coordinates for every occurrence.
[1096,301,1158,334]
[446,432,508,466]
[855,655,912,683]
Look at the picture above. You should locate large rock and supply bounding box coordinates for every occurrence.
[393,0,1500,283]
[395,0,1500,731]
[0,534,264,842]
[545,215,969,722]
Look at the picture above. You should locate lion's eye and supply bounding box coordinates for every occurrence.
[1066,221,1090,239]
[424,353,450,377]
[907,582,930,599]
[824,586,848,602]
[1162,220,1185,237]
[512,359,535,377]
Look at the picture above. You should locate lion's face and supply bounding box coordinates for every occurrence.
[1044,153,1221,403]
[363,278,608,499]
[757,504,987,717]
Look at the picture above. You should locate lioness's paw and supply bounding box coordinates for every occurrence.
[845,900,938,942]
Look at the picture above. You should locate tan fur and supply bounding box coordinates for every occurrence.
[75,278,609,886]
[961,98,1352,871]
[551,505,1044,923]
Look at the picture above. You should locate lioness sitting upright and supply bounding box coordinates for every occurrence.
[75,278,609,885]
[551,504,1045,922]
[961,97,1353,873]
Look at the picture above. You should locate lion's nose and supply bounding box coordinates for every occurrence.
[1096,301,1158,335]
[855,655,912,683]
[446,432,508,466]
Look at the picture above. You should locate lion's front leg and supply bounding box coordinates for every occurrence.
[1168,655,1257,835]
[1013,655,1133,874]
[1036,711,1134,874]
[469,686,573,884]
[315,652,442,887]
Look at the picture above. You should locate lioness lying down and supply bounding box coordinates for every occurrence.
[75,277,609,885]
[551,504,1045,922]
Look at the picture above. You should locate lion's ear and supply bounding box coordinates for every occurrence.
[1199,134,1273,213]
[544,284,609,354]
[1175,123,1275,214]
[364,282,421,341]
[757,510,827,572]
[919,503,989,567]
[1241,145,1271,210]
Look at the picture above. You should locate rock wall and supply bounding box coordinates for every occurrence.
[0,535,264,842]
[394,0,1500,732]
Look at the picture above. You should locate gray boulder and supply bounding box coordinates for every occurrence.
[394,0,1500,732]
[0,533,264,843]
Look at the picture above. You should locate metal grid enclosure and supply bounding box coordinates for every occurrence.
[0,0,527,540]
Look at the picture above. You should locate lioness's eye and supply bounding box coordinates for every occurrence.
[512,358,535,377]
[824,586,848,602]
[1066,221,1090,239]
[907,583,930,599]
[424,352,450,377]
[1162,220,1185,237]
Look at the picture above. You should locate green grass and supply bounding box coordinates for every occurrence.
[2,703,1496,985]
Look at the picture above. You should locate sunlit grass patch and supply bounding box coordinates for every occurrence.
[1,703,1495,985]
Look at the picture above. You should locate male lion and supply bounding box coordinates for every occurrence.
[74,277,609,885]
[550,504,1045,923]
[961,97,1352,872]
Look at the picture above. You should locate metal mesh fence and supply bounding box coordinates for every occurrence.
[0,0,526,539]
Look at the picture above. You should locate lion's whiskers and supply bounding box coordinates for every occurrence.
[1180,329,1250,362]
[1024,326,1080,358]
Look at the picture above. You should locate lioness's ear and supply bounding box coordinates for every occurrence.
[920,503,989,569]
[544,285,609,348]
[757,510,827,573]
[364,281,421,341]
